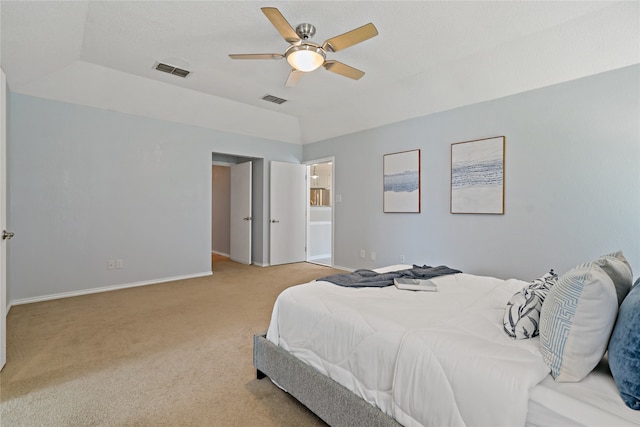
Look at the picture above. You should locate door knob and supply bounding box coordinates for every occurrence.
[270,219,280,223]
[243,216,252,221]
[2,230,14,240]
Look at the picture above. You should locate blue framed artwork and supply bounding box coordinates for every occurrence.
[450,136,505,214]
[383,149,420,213]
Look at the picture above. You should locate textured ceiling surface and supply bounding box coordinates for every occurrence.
[1,1,638,144]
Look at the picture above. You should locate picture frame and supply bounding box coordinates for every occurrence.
[450,136,505,214]
[383,149,420,213]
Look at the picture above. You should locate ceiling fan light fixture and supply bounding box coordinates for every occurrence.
[286,44,325,72]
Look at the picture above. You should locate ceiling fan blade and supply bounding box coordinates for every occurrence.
[322,23,378,52]
[228,53,284,60]
[285,69,303,87]
[323,60,365,80]
[261,7,300,44]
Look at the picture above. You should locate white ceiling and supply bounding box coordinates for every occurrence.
[1,1,638,144]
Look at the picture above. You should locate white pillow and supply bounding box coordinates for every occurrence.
[539,262,618,382]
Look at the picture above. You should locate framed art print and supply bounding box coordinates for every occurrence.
[383,149,420,213]
[450,136,505,214]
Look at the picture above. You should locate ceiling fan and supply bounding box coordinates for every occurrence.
[229,7,378,87]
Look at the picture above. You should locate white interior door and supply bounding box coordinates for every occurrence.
[270,161,306,266]
[230,161,252,264]
[1,69,8,370]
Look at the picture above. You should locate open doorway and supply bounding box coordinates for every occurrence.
[306,159,334,267]
[211,153,260,267]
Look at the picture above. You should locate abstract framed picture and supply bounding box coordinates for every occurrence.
[383,149,420,213]
[450,136,505,214]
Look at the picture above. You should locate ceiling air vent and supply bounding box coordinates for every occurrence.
[262,94,287,105]
[155,62,191,78]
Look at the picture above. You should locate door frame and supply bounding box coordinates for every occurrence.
[211,153,260,266]
[1,68,7,370]
[304,157,335,267]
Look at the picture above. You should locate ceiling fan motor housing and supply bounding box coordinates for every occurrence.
[295,23,316,40]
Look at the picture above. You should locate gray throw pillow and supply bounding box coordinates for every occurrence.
[591,250,633,305]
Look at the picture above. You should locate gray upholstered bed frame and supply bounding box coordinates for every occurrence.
[253,333,402,427]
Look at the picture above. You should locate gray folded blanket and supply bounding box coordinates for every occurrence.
[318,265,462,288]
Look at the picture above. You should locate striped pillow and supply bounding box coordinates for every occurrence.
[503,270,558,339]
[539,262,618,382]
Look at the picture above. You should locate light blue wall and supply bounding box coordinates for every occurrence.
[304,65,640,280]
[8,95,301,302]
[7,65,639,303]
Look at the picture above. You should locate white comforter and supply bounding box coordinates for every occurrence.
[266,266,551,427]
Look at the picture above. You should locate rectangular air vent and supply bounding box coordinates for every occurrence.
[262,94,287,105]
[155,62,190,78]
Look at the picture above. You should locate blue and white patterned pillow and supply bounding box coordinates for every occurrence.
[539,261,618,382]
[503,270,558,339]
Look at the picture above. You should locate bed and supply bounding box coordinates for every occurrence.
[254,257,640,427]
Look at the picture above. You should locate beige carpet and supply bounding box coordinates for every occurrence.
[1,261,345,426]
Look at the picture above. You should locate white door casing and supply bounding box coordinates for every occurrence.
[230,161,252,264]
[270,161,306,266]
[1,69,7,370]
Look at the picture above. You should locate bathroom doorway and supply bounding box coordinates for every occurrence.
[306,158,333,267]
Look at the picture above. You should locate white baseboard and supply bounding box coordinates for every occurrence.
[9,271,213,308]
[211,250,230,257]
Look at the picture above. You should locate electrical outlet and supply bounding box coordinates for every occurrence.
[107,259,115,270]
[360,249,366,259]
[400,255,405,263]
[370,252,376,261]
[116,259,123,269]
